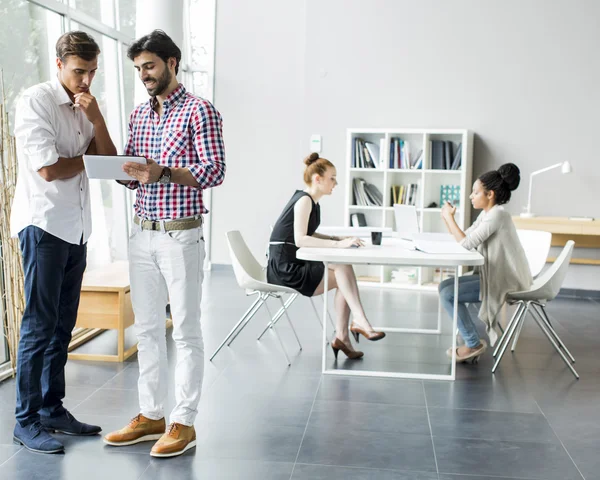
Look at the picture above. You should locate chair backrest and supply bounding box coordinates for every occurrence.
[226,231,267,289]
[517,229,552,277]
[527,240,575,301]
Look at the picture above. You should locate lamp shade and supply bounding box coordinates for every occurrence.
[561,161,572,174]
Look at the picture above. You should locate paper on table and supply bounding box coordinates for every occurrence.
[413,239,468,254]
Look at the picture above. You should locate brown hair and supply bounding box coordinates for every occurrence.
[56,31,100,62]
[303,152,335,185]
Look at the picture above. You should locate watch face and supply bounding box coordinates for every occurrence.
[159,168,171,184]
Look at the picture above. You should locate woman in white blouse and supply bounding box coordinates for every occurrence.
[439,163,532,363]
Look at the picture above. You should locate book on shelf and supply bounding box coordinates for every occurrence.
[365,141,380,169]
[389,137,417,169]
[450,143,462,170]
[391,183,418,206]
[412,149,423,169]
[352,178,383,206]
[352,137,378,169]
[350,212,367,227]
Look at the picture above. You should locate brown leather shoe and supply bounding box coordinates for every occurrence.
[350,321,386,342]
[150,423,196,458]
[103,414,165,446]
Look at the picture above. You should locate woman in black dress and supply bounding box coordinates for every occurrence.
[267,153,385,360]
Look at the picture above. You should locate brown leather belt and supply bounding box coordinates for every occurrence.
[134,215,203,232]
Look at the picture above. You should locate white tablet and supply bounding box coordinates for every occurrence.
[83,155,147,180]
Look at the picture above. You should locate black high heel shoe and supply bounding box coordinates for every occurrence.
[350,322,386,343]
[331,338,364,360]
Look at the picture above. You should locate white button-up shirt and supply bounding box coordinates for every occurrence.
[10,77,94,245]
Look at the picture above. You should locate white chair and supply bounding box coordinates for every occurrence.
[261,225,336,340]
[504,229,553,346]
[492,240,578,378]
[517,229,552,277]
[209,231,303,365]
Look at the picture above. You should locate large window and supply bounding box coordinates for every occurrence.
[0,0,217,375]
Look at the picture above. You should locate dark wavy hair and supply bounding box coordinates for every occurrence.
[478,163,521,205]
[127,30,181,74]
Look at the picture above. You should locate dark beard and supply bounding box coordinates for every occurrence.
[145,67,172,97]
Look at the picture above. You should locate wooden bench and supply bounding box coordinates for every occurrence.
[67,261,172,362]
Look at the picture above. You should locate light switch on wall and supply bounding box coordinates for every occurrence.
[310,134,322,153]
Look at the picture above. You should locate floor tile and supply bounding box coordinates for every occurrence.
[0,447,150,480]
[0,445,21,465]
[434,436,583,479]
[308,400,430,435]
[142,458,293,480]
[317,376,426,406]
[424,378,540,413]
[292,463,438,479]
[297,426,436,473]
[428,407,559,443]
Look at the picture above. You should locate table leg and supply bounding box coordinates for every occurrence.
[322,262,329,373]
[451,268,459,380]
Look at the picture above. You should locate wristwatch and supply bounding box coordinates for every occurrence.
[158,166,171,184]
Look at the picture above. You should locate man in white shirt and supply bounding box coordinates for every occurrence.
[10,31,117,454]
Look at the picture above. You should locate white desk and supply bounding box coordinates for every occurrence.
[297,238,484,381]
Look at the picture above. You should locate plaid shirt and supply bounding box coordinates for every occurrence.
[124,83,226,220]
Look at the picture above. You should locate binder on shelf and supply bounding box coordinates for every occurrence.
[444,141,452,170]
[431,140,445,169]
[350,213,367,227]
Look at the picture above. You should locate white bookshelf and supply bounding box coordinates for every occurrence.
[344,128,474,290]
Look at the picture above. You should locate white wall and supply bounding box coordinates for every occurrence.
[213,0,600,289]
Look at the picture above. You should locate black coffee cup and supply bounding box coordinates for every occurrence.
[371,231,382,246]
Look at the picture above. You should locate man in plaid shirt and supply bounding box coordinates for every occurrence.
[104,30,225,458]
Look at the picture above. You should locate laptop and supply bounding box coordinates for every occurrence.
[393,204,454,243]
[393,205,420,240]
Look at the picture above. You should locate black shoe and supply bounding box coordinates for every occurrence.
[13,422,64,454]
[40,410,102,436]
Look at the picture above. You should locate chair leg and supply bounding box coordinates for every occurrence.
[280,296,302,351]
[492,303,529,373]
[309,297,323,328]
[532,303,576,364]
[529,306,579,379]
[264,299,292,366]
[210,294,264,361]
[510,306,528,352]
[228,293,267,346]
[269,320,292,366]
[257,293,297,341]
[493,302,525,357]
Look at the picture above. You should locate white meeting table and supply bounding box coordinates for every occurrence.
[297,238,484,381]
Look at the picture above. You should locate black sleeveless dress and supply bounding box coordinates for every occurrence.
[267,190,325,296]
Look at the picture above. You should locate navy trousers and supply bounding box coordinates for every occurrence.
[15,226,86,427]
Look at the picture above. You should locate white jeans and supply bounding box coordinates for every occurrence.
[129,221,205,426]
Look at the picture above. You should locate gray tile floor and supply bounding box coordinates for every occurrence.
[0,267,599,479]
